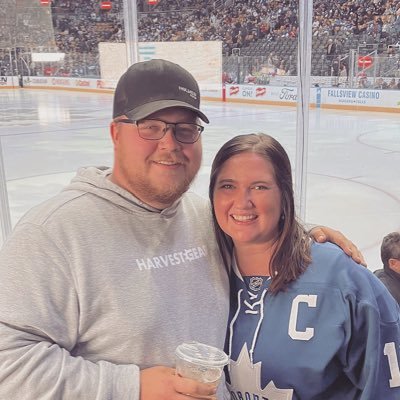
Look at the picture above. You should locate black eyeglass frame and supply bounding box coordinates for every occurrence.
[116,118,204,144]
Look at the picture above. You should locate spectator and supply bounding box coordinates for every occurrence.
[209,133,400,399]
[374,77,390,88]
[374,232,400,304]
[326,38,337,60]
[244,70,257,84]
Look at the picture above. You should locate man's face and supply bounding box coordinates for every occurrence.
[110,107,203,209]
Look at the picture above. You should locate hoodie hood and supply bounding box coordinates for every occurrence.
[64,166,180,218]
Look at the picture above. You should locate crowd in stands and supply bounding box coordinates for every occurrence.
[138,0,200,12]
[138,0,298,54]
[137,0,400,48]
[0,49,12,76]
[0,0,14,48]
[1,0,399,84]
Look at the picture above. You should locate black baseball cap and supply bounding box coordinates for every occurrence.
[113,59,209,123]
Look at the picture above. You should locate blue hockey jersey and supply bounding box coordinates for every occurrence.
[225,242,400,400]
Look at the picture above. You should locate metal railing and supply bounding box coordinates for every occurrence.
[1,45,399,91]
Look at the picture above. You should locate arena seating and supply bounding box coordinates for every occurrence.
[0,0,399,80]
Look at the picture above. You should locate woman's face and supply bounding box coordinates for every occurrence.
[213,152,282,248]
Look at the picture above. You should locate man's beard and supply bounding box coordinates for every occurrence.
[125,169,197,208]
[140,178,192,207]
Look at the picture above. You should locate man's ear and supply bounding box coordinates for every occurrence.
[388,258,400,274]
[110,121,119,145]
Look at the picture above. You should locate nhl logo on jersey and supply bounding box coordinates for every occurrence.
[249,277,264,291]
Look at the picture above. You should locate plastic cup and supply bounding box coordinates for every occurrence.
[175,341,229,384]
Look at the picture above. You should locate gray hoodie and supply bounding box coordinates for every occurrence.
[0,166,229,399]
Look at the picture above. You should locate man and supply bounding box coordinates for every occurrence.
[0,59,363,399]
[326,38,337,60]
[326,38,338,76]
[374,232,400,304]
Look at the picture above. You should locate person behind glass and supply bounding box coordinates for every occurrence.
[374,232,400,305]
[209,133,400,399]
[326,38,337,69]
[0,60,363,400]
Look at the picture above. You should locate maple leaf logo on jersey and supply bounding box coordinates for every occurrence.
[228,344,293,400]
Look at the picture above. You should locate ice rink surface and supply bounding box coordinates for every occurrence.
[0,88,399,270]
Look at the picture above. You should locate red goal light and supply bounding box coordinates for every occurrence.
[40,0,51,5]
[100,1,112,10]
[357,55,373,69]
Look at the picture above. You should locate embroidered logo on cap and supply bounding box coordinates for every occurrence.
[178,86,197,100]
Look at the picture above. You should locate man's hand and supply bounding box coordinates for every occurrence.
[140,366,217,399]
[309,226,367,266]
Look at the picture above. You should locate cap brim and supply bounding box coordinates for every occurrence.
[125,100,209,123]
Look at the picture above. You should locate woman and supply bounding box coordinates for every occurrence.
[209,133,400,399]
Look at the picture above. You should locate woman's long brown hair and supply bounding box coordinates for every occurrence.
[209,133,312,294]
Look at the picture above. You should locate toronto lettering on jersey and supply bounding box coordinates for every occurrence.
[230,390,293,400]
[230,391,269,400]
[135,245,207,271]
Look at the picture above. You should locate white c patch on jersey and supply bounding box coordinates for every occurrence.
[288,294,317,340]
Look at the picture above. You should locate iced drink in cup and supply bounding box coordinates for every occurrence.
[175,341,229,385]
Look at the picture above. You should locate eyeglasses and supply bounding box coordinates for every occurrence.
[117,118,204,144]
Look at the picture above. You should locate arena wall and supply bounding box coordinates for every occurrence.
[1,76,399,113]
[224,84,400,113]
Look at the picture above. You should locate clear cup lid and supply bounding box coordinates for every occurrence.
[175,341,229,368]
